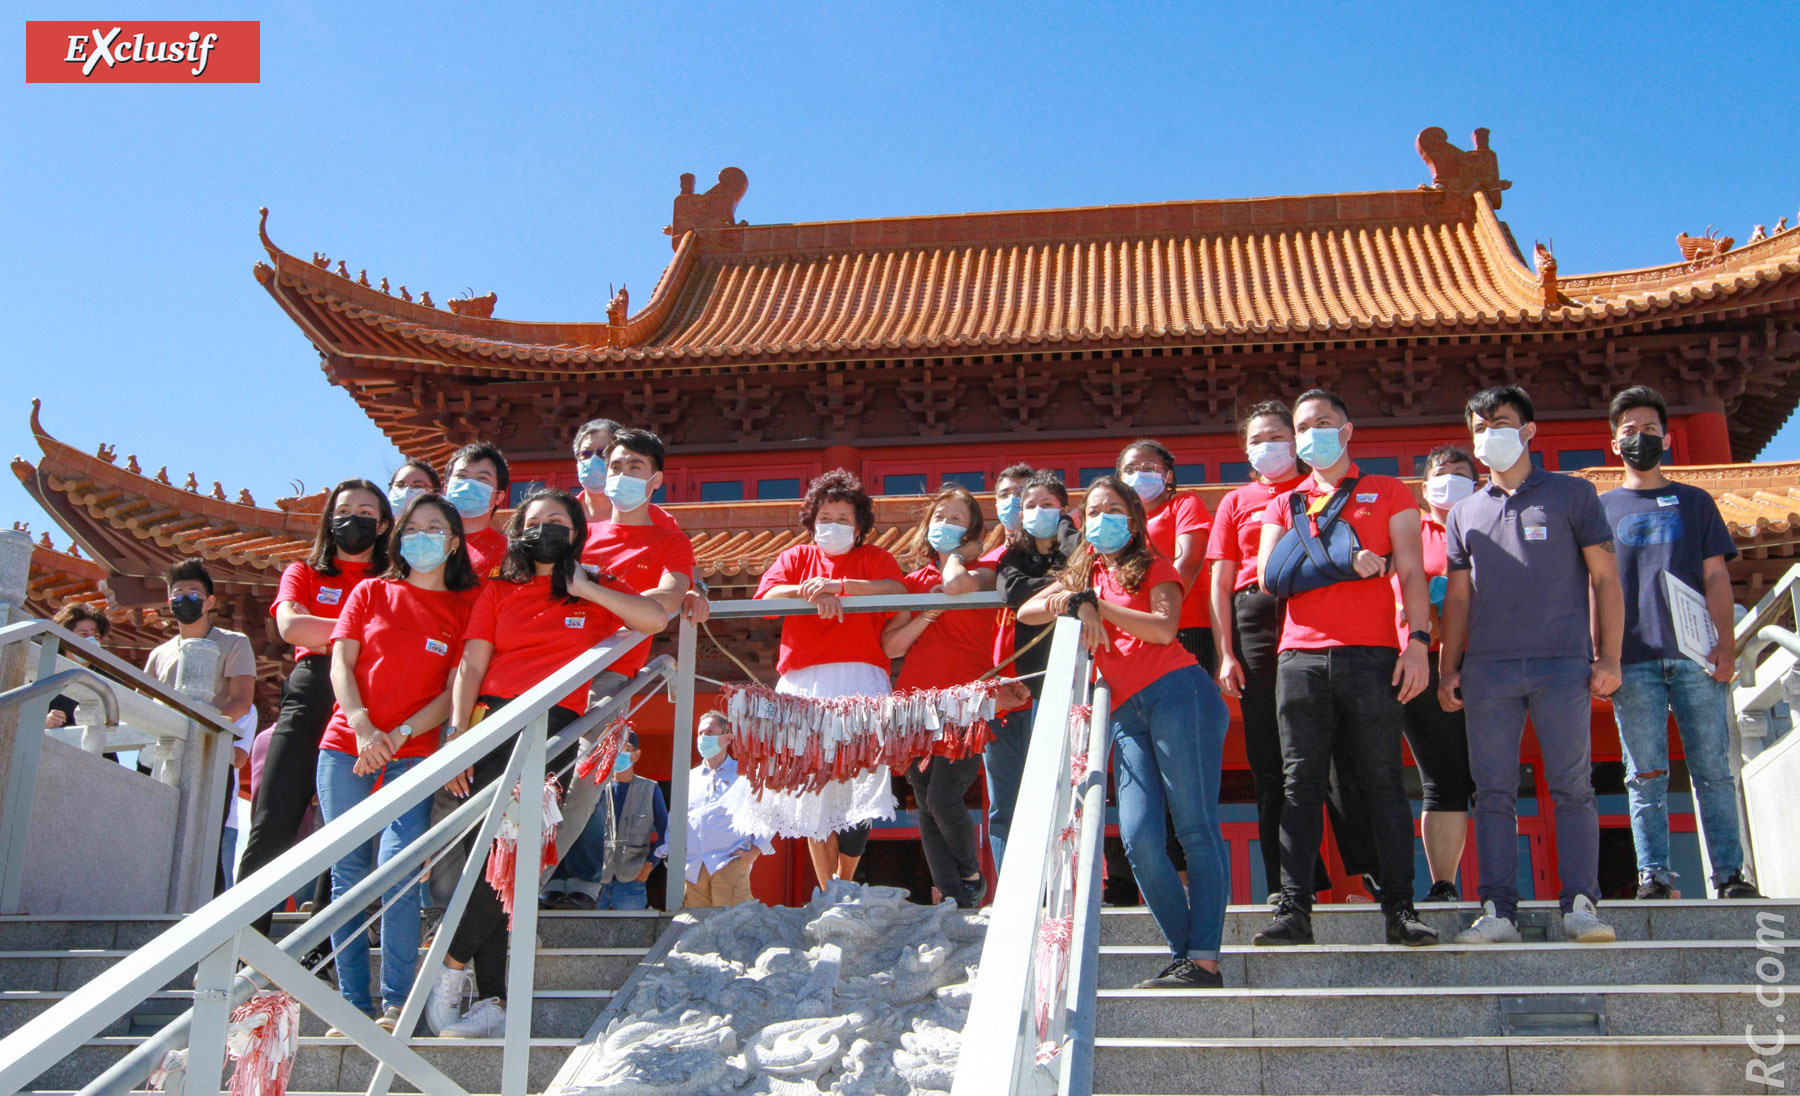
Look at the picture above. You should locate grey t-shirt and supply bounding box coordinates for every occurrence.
[1444,468,1613,664]
[144,626,257,712]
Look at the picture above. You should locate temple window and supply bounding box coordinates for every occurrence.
[1557,448,1606,471]
[756,478,803,500]
[942,471,986,491]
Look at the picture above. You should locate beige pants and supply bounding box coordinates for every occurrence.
[684,853,759,907]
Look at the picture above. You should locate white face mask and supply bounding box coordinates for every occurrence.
[1474,426,1527,471]
[1247,441,1296,479]
[813,522,855,556]
[1424,473,1476,509]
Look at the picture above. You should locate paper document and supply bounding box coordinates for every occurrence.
[1661,572,1718,671]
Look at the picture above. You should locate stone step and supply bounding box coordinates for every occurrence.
[1100,899,1799,947]
[1093,1034,1768,1095]
[1097,940,1797,990]
[0,910,666,951]
[1096,983,1767,1038]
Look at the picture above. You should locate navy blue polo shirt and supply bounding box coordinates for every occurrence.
[1444,467,1614,664]
[1601,481,1737,665]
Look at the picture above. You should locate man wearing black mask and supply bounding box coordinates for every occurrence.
[1601,386,1760,901]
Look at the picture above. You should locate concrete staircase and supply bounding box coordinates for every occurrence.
[0,909,667,1094]
[1094,898,1796,1095]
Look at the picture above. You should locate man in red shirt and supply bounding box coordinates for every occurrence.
[442,443,510,581]
[1253,388,1437,948]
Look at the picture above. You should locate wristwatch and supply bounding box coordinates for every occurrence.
[1408,629,1431,647]
[394,723,414,740]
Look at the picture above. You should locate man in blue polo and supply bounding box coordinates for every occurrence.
[1438,385,1624,945]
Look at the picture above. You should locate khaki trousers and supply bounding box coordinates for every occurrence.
[684,853,758,907]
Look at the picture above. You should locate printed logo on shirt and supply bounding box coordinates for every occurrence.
[424,638,449,656]
[1657,495,1679,508]
[1356,493,1379,503]
[316,587,342,606]
[1523,524,1549,542]
[1618,509,1684,547]
[564,615,586,629]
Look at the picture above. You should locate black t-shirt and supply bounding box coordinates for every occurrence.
[1601,481,1738,665]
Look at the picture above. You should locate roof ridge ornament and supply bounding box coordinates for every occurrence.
[1678,225,1734,266]
[666,167,749,246]
[1416,127,1512,209]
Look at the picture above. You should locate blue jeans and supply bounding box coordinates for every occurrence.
[1611,659,1745,887]
[315,750,432,1016]
[984,707,1033,872]
[1110,665,1230,961]
[598,880,648,909]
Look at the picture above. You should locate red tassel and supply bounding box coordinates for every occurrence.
[576,716,632,785]
[484,774,564,927]
[224,992,299,1096]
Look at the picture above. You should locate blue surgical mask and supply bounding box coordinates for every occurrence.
[1022,506,1062,539]
[698,734,725,760]
[577,456,607,491]
[611,752,634,777]
[995,494,1023,531]
[387,484,425,513]
[400,531,449,572]
[1295,426,1344,469]
[444,477,495,519]
[1122,469,1166,503]
[604,472,650,513]
[927,522,967,554]
[1085,512,1133,555]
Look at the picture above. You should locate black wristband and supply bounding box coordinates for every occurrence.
[1408,629,1431,647]
[1066,589,1098,616]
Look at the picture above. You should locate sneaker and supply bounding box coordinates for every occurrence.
[1718,873,1764,900]
[1635,875,1674,901]
[1266,892,1282,907]
[375,1006,404,1033]
[1562,895,1616,943]
[425,966,474,1035]
[1454,901,1522,944]
[1134,958,1224,989]
[1385,904,1440,947]
[441,997,506,1038]
[959,874,988,909]
[1252,899,1314,946]
[1424,880,1460,903]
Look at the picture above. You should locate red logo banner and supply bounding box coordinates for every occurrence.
[25,21,260,83]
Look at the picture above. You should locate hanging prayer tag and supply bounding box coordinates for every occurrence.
[756,695,778,720]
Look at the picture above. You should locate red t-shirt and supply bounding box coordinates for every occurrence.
[1261,464,1416,651]
[582,521,696,675]
[321,579,473,760]
[754,543,905,677]
[465,575,631,712]
[273,560,373,659]
[1144,492,1211,629]
[465,526,509,582]
[1206,475,1306,593]
[895,562,1001,691]
[1093,558,1197,705]
[575,492,682,534]
[1394,511,1444,648]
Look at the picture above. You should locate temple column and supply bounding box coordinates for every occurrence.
[1685,403,1734,464]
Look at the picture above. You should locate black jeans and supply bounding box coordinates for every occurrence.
[1402,661,1474,812]
[446,698,580,1000]
[1275,646,1416,912]
[239,655,336,936]
[907,754,982,905]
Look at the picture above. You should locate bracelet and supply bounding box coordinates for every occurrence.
[1065,590,1098,616]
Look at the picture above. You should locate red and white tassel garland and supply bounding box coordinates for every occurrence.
[224,992,300,1096]
[574,716,632,786]
[484,772,564,926]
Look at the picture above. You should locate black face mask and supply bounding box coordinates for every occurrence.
[520,523,573,564]
[1618,432,1666,472]
[330,514,381,555]
[168,594,206,625]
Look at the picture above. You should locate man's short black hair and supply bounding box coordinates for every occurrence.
[165,556,214,596]
[609,428,666,473]
[1608,385,1668,432]
[1293,388,1349,420]
[1424,444,1478,478]
[444,442,511,495]
[1466,385,1536,426]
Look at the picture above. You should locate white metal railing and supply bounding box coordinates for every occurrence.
[1732,564,1800,894]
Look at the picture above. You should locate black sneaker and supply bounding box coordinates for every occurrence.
[1718,873,1764,900]
[1134,958,1224,989]
[961,874,989,909]
[1635,876,1674,900]
[1385,904,1441,947]
[1424,880,1460,903]
[1252,899,1314,946]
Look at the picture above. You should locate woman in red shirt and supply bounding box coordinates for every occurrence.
[430,489,665,1038]
[748,470,908,890]
[314,492,477,1029]
[881,485,999,907]
[1020,475,1230,990]
[1117,439,1214,670]
[238,478,390,938]
[386,459,440,516]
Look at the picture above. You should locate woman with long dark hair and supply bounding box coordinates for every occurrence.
[1020,475,1230,989]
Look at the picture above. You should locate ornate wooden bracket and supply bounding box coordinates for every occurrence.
[529,385,595,443]
[986,366,1056,431]
[898,369,964,436]
[714,377,774,441]
[623,381,693,440]
[1678,334,1758,409]
[1274,352,1342,403]
[1474,344,1542,392]
[1081,361,1148,430]
[806,372,870,436]
[1373,349,1441,417]
[1571,341,1642,405]
[1178,359,1244,425]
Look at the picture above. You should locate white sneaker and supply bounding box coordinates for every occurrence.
[1453,901,1522,944]
[375,1006,404,1033]
[441,996,506,1038]
[425,966,474,1035]
[1562,894,1616,943]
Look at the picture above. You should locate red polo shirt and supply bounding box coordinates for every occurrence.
[321,579,472,760]
[895,561,1001,691]
[274,559,373,659]
[755,543,905,677]
[465,575,631,713]
[1205,475,1306,593]
[582,521,696,676]
[1144,492,1211,629]
[1260,464,1416,651]
[1093,558,1197,705]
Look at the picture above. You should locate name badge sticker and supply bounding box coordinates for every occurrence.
[1524,525,1549,542]
[1356,493,1379,503]
[564,616,586,629]
[424,638,449,656]
[316,587,341,605]
[1657,495,1679,508]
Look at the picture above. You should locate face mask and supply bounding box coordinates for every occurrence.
[1424,474,1475,509]
[387,484,425,514]
[1474,426,1526,471]
[612,752,634,777]
[927,522,967,554]
[1248,441,1296,480]
[329,514,380,555]
[814,522,855,556]
[1618,432,1666,472]
[698,734,726,760]
[520,523,573,564]
[167,593,206,625]
[604,472,651,512]
[1022,506,1062,539]
[995,494,1023,531]
[1295,426,1344,469]
[1122,469,1166,503]
[400,531,449,572]
[445,477,495,519]
[577,456,607,491]
[1085,512,1133,555]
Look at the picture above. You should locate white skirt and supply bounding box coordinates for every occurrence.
[724,661,897,841]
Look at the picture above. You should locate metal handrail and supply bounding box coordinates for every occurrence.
[0,666,121,727]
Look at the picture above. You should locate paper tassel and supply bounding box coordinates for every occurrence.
[147,1047,187,1092]
[484,773,564,927]
[1033,915,1075,1042]
[574,716,632,786]
[224,992,300,1096]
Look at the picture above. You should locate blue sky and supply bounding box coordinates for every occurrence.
[5,2,1799,542]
